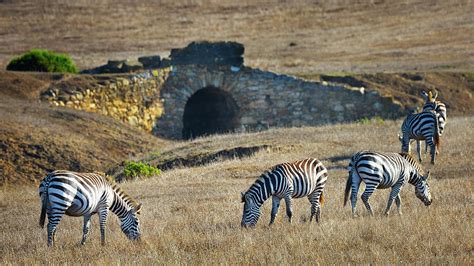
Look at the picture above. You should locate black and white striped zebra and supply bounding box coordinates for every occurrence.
[241,158,328,227]
[399,109,440,164]
[39,170,142,246]
[421,90,447,135]
[418,90,447,154]
[344,151,432,217]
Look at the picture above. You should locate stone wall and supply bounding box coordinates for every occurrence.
[156,65,404,138]
[41,68,171,132]
[42,64,405,139]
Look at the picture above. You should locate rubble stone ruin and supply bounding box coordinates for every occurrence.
[43,41,406,140]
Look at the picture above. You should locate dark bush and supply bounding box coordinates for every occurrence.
[6,49,78,73]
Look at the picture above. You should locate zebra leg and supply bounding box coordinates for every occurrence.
[80,214,92,245]
[361,186,376,216]
[416,140,422,162]
[395,195,402,215]
[284,195,293,223]
[47,210,66,247]
[384,185,402,216]
[269,196,281,225]
[98,207,109,246]
[308,191,322,223]
[350,172,362,217]
[427,138,436,164]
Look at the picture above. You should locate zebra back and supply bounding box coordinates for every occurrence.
[399,152,425,176]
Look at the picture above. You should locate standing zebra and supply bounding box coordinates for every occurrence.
[418,90,447,153]
[399,109,440,164]
[344,151,432,217]
[241,158,328,227]
[39,170,142,246]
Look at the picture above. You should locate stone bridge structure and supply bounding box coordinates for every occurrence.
[42,42,405,140]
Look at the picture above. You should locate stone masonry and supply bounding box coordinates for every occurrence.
[42,42,406,139]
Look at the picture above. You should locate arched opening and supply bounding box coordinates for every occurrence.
[182,86,240,139]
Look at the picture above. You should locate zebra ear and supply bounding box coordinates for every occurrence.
[425,171,431,181]
[421,91,429,100]
[241,192,246,202]
[433,90,438,100]
[135,203,142,214]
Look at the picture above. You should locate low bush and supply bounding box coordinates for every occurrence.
[6,49,78,73]
[123,161,161,179]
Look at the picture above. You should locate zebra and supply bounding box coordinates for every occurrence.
[344,151,432,217]
[418,90,447,153]
[39,170,142,246]
[241,158,328,227]
[421,90,447,135]
[399,110,440,164]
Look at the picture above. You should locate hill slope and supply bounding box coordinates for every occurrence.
[0,0,473,73]
[0,72,167,186]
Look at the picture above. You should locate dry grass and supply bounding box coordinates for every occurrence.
[1,0,473,73]
[1,116,473,264]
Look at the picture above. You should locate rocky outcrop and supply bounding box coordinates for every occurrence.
[165,41,244,67]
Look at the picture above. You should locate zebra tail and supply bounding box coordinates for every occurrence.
[39,190,47,228]
[343,171,352,207]
[434,116,441,154]
[319,191,324,207]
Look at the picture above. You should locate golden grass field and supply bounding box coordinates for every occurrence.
[1,116,473,264]
[1,0,473,73]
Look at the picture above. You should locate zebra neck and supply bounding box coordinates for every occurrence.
[247,175,274,206]
[408,171,422,186]
[109,188,134,219]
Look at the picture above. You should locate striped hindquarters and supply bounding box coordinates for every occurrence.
[423,101,447,135]
[278,158,328,198]
[38,170,110,216]
[401,111,438,148]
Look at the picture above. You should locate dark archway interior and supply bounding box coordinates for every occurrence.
[182,86,240,139]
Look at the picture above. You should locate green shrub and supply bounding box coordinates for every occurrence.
[357,116,385,125]
[123,161,161,179]
[6,49,78,73]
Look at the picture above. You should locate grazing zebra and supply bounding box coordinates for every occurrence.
[419,90,447,153]
[399,110,440,164]
[39,170,142,246]
[344,151,432,217]
[241,158,328,227]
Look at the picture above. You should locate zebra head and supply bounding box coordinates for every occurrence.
[241,192,261,228]
[415,172,432,206]
[421,90,438,103]
[120,203,142,241]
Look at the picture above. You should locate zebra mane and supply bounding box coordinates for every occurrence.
[101,173,139,209]
[398,153,425,176]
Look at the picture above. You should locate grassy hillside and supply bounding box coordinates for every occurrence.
[1,116,472,264]
[0,72,168,186]
[1,0,473,73]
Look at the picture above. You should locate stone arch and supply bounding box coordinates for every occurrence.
[182,86,240,139]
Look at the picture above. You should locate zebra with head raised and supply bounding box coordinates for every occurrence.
[399,109,440,164]
[39,170,142,246]
[344,151,432,217]
[421,90,447,135]
[241,158,328,228]
[418,90,447,153]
